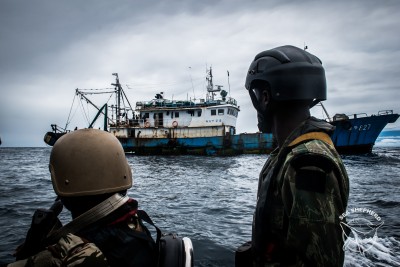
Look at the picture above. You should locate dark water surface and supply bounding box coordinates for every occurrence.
[0,147,399,266]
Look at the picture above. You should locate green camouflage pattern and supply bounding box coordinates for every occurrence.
[8,233,108,267]
[253,117,349,267]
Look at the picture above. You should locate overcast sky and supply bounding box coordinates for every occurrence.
[0,0,399,147]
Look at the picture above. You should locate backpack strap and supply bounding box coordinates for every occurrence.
[45,193,129,244]
[136,210,162,243]
[288,132,334,148]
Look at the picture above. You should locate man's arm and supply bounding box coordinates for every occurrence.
[281,152,348,266]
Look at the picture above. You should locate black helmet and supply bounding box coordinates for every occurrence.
[245,45,326,104]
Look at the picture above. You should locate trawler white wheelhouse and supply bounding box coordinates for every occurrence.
[110,95,240,139]
[110,67,240,141]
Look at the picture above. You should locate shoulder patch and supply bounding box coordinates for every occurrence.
[295,167,326,193]
[291,153,335,173]
[290,153,335,193]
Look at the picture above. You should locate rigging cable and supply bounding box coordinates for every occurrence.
[105,93,114,125]
[69,100,82,129]
[121,87,134,111]
[79,96,91,126]
[64,94,77,130]
[188,67,196,100]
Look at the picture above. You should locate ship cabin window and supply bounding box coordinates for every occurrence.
[175,112,179,118]
[142,113,150,119]
[166,111,170,116]
[228,108,238,117]
[218,109,224,115]
[211,109,216,116]
[187,110,195,116]
[197,110,202,117]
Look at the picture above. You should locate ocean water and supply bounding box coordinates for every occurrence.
[376,130,400,148]
[0,141,399,266]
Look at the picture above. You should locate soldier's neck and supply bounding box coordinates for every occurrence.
[272,108,310,147]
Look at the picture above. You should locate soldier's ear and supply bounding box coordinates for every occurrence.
[261,89,271,107]
[255,87,271,114]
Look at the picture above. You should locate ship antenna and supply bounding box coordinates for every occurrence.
[206,66,213,101]
[227,70,231,98]
[188,66,196,101]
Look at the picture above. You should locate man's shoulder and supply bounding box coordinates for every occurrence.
[52,233,108,266]
[291,137,334,155]
[285,138,343,173]
[281,138,349,194]
[7,233,109,267]
[290,136,337,153]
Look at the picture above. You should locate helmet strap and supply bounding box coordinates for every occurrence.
[310,99,320,108]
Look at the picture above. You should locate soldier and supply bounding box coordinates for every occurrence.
[241,45,349,266]
[8,129,155,267]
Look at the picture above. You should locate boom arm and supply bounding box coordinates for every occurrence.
[89,103,108,131]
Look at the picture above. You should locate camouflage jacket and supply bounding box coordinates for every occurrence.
[8,199,155,267]
[8,233,108,267]
[252,117,349,266]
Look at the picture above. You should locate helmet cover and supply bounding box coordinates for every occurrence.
[49,129,132,197]
[245,45,326,102]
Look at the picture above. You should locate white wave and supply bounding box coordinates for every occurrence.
[375,137,400,147]
[344,236,400,266]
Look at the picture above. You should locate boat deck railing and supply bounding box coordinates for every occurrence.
[334,110,396,121]
[110,119,148,128]
[349,113,368,119]
[135,97,238,110]
[109,117,226,128]
[350,110,396,119]
[378,110,395,115]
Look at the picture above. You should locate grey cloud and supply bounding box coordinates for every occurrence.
[1,0,400,146]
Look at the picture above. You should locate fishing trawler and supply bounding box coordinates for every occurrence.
[44,70,273,155]
[113,70,248,155]
[44,72,398,155]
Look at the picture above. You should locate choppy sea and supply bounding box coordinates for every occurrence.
[0,132,399,266]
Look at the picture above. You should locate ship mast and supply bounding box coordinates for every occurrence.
[111,73,134,125]
[206,67,222,101]
[111,73,122,125]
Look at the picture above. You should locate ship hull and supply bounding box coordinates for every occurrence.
[119,133,274,155]
[44,131,67,146]
[117,113,399,155]
[330,113,399,154]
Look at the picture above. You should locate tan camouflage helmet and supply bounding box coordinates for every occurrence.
[49,129,132,197]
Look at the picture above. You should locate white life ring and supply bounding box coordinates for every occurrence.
[144,121,150,128]
[172,121,178,127]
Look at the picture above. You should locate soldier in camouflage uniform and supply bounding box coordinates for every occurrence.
[243,46,349,266]
[8,233,108,267]
[8,129,155,267]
